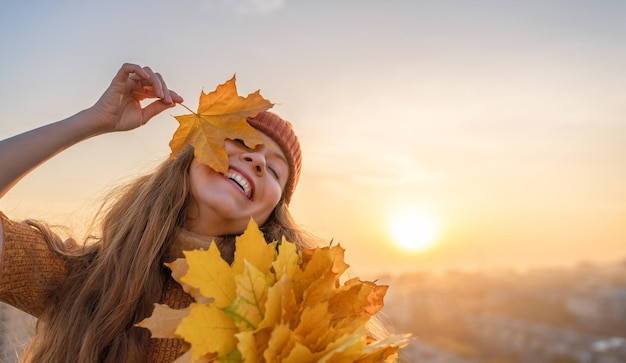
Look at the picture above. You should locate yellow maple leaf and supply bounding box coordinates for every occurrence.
[232,219,277,276]
[295,302,333,352]
[329,279,385,322]
[234,331,257,363]
[300,245,350,278]
[139,220,411,362]
[263,323,298,362]
[165,258,212,304]
[364,282,388,317]
[258,274,291,330]
[175,303,238,360]
[316,329,368,363]
[223,260,270,331]
[292,246,348,307]
[272,237,299,279]
[180,244,236,308]
[282,342,316,363]
[356,334,412,363]
[169,75,273,175]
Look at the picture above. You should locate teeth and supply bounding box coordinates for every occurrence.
[227,170,251,198]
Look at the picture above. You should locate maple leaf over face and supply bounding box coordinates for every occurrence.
[169,75,273,175]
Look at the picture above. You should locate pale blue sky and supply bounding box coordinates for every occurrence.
[1,1,625,274]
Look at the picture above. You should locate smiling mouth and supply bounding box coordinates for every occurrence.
[227,169,252,199]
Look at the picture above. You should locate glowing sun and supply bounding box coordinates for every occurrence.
[389,208,441,252]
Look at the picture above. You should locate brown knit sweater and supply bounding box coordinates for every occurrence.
[0,213,193,362]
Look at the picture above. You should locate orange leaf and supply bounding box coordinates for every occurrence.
[135,304,189,339]
[169,75,273,174]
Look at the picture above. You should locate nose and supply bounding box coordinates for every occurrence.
[241,151,265,176]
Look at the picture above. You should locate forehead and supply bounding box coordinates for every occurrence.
[258,132,287,162]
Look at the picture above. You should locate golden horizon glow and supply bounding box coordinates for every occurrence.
[389,207,441,253]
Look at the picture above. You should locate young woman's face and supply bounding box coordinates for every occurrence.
[186,132,289,236]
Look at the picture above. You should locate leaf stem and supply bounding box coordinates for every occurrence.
[179,103,198,115]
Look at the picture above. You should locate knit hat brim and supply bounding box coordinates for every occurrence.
[246,112,302,204]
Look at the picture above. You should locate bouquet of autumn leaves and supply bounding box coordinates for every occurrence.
[136,76,410,362]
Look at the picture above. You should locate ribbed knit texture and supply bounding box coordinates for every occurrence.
[0,213,193,363]
[247,111,302,204]
[0,213,68,318]
[145,278,193,362]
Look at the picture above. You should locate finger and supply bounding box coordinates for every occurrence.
[154,72,173,104]
[169,90,184,104]
[131,86,154,100]
[141,99,177,124]
[142,67,165,98]
[114,63,149,84]
[134,87,183,103]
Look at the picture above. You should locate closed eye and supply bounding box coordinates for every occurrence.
[268,165,280,180]
[233,138,250,149]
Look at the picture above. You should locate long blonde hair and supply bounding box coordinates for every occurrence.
[22,147,316,362]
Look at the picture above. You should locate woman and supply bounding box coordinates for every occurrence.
[0,63,315,362]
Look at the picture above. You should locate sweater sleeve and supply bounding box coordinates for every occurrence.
[0,212,69,317]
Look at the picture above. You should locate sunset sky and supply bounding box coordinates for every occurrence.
[1,1,624,276]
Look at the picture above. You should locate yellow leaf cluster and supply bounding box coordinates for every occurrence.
[169,76,273,175]
[137,220,411,363]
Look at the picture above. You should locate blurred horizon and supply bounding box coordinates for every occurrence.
[2,255,626,362]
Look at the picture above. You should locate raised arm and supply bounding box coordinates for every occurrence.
[0,63,183,198]
[0,63,183,257]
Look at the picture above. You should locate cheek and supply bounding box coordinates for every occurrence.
[268,180,284,205]
[188,163,216,197]
[254,206,276,227]
[188,165,201,192]
[254,185,282,223]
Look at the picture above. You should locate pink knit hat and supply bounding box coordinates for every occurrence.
[246,111,302,204]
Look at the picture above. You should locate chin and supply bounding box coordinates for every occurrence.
[210,217,251,237]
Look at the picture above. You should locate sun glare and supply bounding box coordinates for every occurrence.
[389,208,441,252]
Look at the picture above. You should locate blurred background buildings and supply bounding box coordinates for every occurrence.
[380,259,626,363]
[1,259,625,362]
